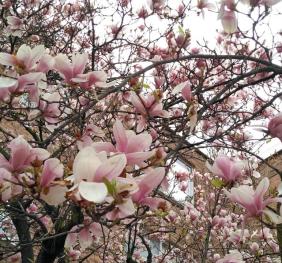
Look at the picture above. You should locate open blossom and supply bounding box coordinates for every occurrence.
[93,120,155,166]
[207,155,244,183]
[39,92,61,124]
[54,53,88,84]
[128,91,169,118]
[225,177,281,217]
[172,81,192,102]
[7,16,23,30]
[0,44,53,73]
[54,53,112,88]
[65,221,105,250]
[6,16,24,37]
[132,167,165,207]
[268,113,282,141]
[40,158,64,188]
[0,136,49,173]
[72,146,127,203]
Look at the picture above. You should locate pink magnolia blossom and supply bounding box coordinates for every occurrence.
[207,155,243,183]
[106,198,136,220]
[132,167,165,207]
[0,72,44,103]
[93,120,155,166]
[0,44,50,73]
[40,158,64,188]
[6,16,23,37]
[65,222,105,251]
[40,185,67,206]
[268,113,282,141]
[55,54,113,88]
[77,124,105,149]
[0,136,49,173]
[54,53,88,84]
[72,70,112,89]
[220,10,237,34]
[7,16,23,30]
[225,177,281,217]
[38,92,61,124]
[172,81,192,102]
[218,1,237,34]
[72,146,127,203]
[128,92,169,118]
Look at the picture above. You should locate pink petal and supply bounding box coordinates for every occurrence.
[65,226,79,248]
[172,81,189,94]
[37,54,54,73]
[9,136,31,171]
[54,54,73,82]
[0,155,12,171]
[94,154,127,182]
[40,185,67,206]
[88,71,107,85]
[0,168,11,183]
[73,146,102,183]
[40,158,64,188]
[255,177,269,199]
[181,86,192,101]
[126,132,152,153]
[30,148,50,161]
[221,10,237,34]
[26,45,45,70]
[17,72,44,89]
[130,92,147,115]
[72,53,88,76]
[89,222,104,238]
[113,120,128,152]
[126,151,155,166]
[78,228,92,251]
[92,142,116,153]
[16,44,31,64]
[0,53,16,66]
[132,167,165,203]
[118,198,135,216]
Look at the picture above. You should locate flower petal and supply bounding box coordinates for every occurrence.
[0,53,16,66]
[95,154,127,182]
[0,77,17,89]
[40,185,67,206]
[78,181,108,203]
[113,120,128,152]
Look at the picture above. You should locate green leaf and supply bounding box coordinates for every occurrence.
[178,25,185,35]
[211,178,225,188]
[142,83,150,89]
[103,178,117,197]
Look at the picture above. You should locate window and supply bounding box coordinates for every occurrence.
[140,239,163,259]
[167,159,194,204]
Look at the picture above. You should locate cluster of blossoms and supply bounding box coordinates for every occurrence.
[0,0,282,262]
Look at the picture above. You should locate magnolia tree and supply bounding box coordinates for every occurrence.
[0,0,282,262]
